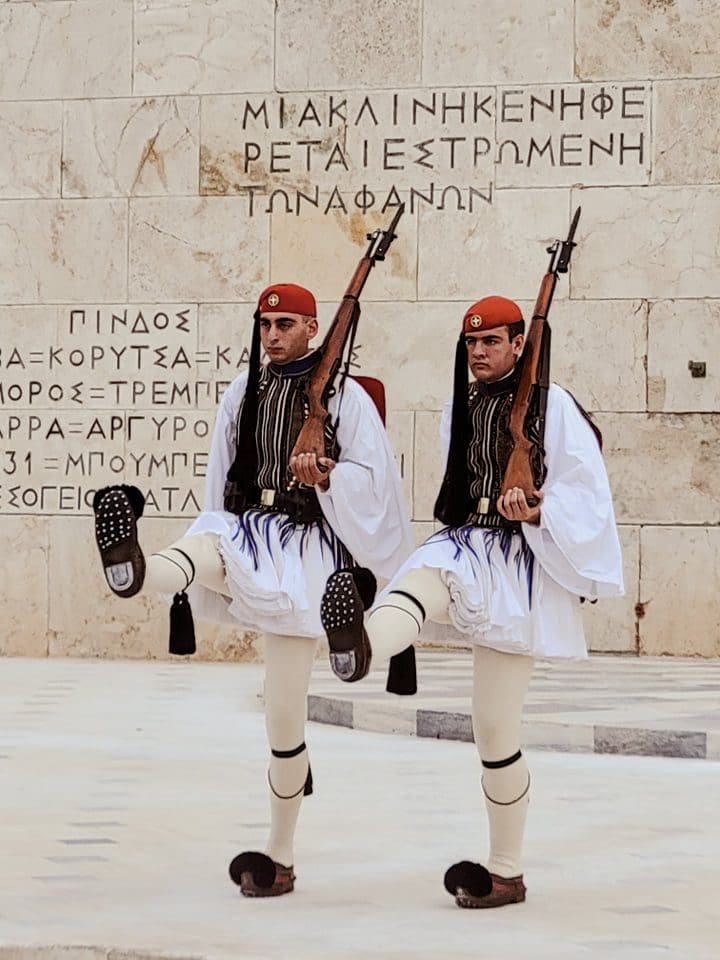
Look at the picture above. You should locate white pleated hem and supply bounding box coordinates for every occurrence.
[384,526,588,660]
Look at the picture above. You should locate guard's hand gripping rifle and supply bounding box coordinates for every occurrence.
[289,204,405,469]
[500,206,581,507]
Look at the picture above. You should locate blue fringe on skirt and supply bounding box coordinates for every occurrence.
[230,509,351,572]
[430,525,536,608]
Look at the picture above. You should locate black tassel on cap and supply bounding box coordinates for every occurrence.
[169,590,196,656]
[386,644,417,696]
[225,310,263,508]
[434,332,473,526]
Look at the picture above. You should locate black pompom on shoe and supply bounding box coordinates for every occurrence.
[228,851,295,897]
[444,861,493,899]
[320,570,372,683]
[444,860,526,908]
[92,484,146,598]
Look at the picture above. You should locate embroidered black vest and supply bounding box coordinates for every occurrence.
[224,351,338,521]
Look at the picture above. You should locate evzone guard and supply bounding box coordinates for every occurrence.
[321,208,624,908]
[92,210,414,897]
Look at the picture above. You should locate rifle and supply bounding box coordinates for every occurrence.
[289,204,405,468]
[500,206,581,507]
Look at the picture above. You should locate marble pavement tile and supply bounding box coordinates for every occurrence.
[0,516,49,656]
[306,694,353,729]
[423,0,574,85]
[129,197,269,302]
[597,412,720,525]
[352,700,417,737]
[63,97,200,198]
[571,186,720,300]
[0,200,127,305]
[418,189,570,301]
[521,720,594,753]
[134,0,273,96]
[648,299,720,413]
[653,79,720,186]
[0,102,62,199]
[594,725,706,759]
[639,526,720,658]
[416,708,473,742]
[0,0,132,100]
[276,0,421,90]
[576,0,720,80]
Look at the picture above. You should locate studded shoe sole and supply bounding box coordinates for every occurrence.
[93,485,146,598]
[320,570,372,682]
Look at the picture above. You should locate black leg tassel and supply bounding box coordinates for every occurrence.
[169,591,196,656]
[386,644,417,696]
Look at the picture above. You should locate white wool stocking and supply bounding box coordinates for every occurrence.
[143,533,229,595]
[365,566,451,664]
[471,645,534,877]
[262,632,318,868]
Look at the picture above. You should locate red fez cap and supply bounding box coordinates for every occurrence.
[257,283,317,318]
[463,296,522,334]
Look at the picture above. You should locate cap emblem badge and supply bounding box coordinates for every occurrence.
[267,292,280,307]
[469,314,483,328]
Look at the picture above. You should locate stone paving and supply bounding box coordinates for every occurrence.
[308,649,720,759]
[0,655,718,960]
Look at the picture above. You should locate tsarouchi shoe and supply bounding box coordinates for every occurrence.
[228,851,295,897]
[444,860,526,908]
[320,569,372,682]
[92,484,146,598]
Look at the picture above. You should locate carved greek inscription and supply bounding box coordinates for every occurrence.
[201,84,651,210]
[0,306,250,517]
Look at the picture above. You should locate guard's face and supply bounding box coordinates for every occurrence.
[259,311,318,364]
[465,329,524,383]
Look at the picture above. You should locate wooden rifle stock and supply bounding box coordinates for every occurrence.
[289,205,405,468]
[501,207,581,507]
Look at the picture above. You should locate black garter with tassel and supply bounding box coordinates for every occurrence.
[350,565,418,696]
[168,547,197,656]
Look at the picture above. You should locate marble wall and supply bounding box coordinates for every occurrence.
[1,0,718,659]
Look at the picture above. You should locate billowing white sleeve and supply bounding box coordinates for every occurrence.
[317,378,414,578]
[203,374,247,512]
[521,384,624,599]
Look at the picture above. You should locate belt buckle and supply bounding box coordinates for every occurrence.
[260,488,276,507]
